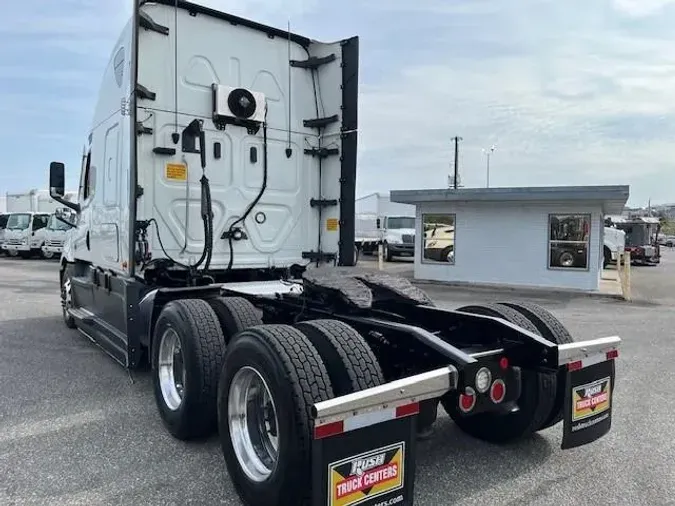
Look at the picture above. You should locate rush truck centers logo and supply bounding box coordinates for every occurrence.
[572,377,611,421]
[328,442,405,506]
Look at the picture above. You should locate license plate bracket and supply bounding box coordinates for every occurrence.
[561,359,614,449]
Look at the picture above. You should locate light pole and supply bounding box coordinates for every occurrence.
[482,144,496,188]
[451,136,463,189]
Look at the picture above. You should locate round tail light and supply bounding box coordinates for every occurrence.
[475,367,492,393]
[490,379,506,404]
[459,387,476,413]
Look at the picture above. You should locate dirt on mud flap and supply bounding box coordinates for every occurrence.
[310,367,457,506]
[558,337,619,450]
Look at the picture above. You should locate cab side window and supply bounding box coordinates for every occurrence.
[82,150,96,201]
[32,215,49,231]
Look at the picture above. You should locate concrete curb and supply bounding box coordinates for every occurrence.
[409,278,627,301]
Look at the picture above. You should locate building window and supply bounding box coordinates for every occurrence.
[422,214,456,264]
[548,214,591,270]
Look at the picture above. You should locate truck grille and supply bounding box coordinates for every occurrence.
[46,240,64,247]
[402,234,415,244]
[7,239,23,245]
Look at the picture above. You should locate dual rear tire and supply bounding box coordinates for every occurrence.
[150,298,384,506]
[443,302,575,444]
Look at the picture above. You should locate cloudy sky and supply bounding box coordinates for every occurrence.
[2,0,674,207]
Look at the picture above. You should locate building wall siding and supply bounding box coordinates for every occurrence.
[414,201,604,291]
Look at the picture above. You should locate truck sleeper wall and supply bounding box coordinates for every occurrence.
[129,1,359,276]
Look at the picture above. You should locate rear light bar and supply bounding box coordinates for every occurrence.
[314,401,420,440]
[312,366,457,440]
[567,350,619,371]
[557,336,621,371]
[567,349,620,372]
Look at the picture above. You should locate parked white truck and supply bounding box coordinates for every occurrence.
[42,212,75,259]
[45,3,622,505]
[0,213,8,255]
[2,189,76,258]
[2,212,52,258]
[355,192,416,261]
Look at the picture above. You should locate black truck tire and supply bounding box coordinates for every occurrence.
[294,319,384,395]
[207,296,263,343]
[218,324,334,506]
[603,246,612,268]
[383,241,393,262]
[442,303,557,444]
[497,302,579,431]
[151,299,226,440]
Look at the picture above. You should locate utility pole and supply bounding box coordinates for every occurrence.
[483,144,496,188]
[451,136,462,189]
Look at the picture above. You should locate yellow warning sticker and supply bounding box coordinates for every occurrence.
[326,218,339,232]
[328,442,405,506]
[165,163,187,181]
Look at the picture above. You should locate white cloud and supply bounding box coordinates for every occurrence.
[348,0,675,205]
[612,0,675,17]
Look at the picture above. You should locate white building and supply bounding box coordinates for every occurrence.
[390,185,630,292]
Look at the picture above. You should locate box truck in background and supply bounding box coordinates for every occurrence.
[2,189,77,258]
[355,192,417,261]
[5,189,77,213]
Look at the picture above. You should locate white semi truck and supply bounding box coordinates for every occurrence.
[46,2,622,505]
[355,192,416,261]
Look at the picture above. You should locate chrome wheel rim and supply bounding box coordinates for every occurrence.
[560,252,574,267]
[43,250,54,259]
[228,366,280,483]
[158,328,186,411]
[62,277,72,313]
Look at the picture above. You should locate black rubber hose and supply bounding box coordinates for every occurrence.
[226,119,268,272]
[202,174,214,273]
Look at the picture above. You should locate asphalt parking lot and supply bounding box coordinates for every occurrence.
[1,252,674,505]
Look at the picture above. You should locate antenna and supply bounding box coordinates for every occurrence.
[285,20,293,158]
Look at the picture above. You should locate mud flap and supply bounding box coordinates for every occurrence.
[561,359,614,450]
[312,409,417,506]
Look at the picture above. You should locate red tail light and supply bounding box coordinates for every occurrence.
[459,387,477,413]
[490,379,506,404]
[499,357,509,370]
